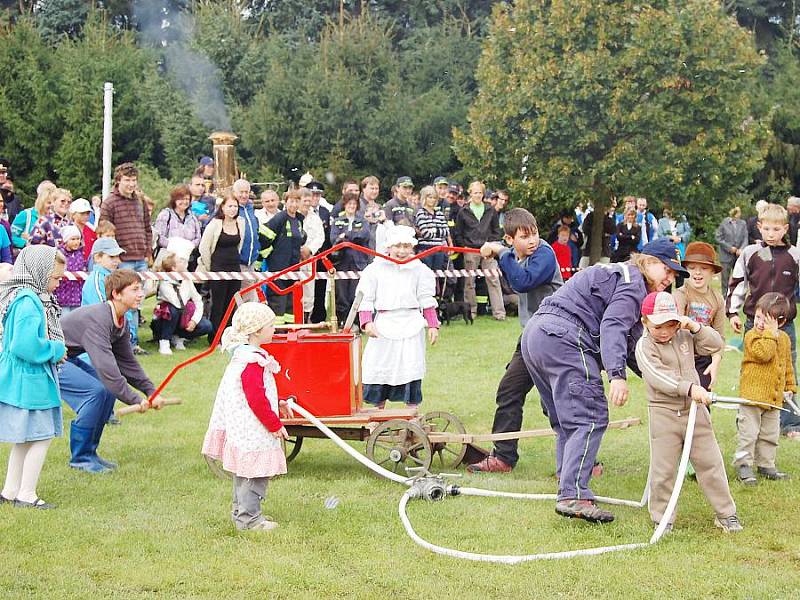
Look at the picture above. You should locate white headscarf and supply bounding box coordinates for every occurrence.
[220,302,276,353]
[0,245,64,344]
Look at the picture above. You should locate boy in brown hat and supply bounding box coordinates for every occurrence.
[673,241,726,389]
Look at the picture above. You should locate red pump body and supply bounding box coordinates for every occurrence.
[265,330,362,417]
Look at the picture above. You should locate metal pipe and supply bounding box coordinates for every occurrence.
[102,82,113,200]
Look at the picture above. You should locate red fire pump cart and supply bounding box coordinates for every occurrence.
[150,243,639,479]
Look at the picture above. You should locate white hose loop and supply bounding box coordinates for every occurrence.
[286,398,699,562]
[286,400,410,485]
[399,491,648,563]
[649,401,697,544]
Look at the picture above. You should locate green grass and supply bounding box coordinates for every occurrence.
[1,312,799,599]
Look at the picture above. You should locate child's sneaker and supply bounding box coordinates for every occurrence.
[171,336,187,350]
[736,464,757,486]
[654,521,673,534]
[757,467,789,480]
[158,340,173,355]
[249,519,279,531]
[714,514,743,533]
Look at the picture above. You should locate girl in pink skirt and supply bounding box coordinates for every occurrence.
[202,302,288,531]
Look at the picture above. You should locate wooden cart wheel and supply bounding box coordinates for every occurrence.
[366,419,433,476]
[282,435,303,462]
[205,455,232,480]
[420,411,467,470]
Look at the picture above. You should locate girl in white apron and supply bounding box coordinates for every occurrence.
[357,226,440,407]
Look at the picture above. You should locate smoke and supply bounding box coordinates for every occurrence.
[135,2,232,132]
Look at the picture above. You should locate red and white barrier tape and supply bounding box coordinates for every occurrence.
[61,268,515,282]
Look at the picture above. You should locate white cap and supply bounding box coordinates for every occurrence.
[59,225,81,242]
[166,237,195,261]
[299,172,314,188]
[384,225,417,248]
[69,198,92,214]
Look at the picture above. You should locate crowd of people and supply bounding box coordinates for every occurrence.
[0,152,799,538]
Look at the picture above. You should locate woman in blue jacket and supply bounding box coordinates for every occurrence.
[521,239,686,524]
[0,246,67,509]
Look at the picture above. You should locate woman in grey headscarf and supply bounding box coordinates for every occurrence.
[0,245,66,509]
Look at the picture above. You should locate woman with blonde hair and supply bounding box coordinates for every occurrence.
[414,185,451,273]
[10,180,56,250]
[29,187,72,247]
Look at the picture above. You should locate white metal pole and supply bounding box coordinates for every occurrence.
[102,82,113,200]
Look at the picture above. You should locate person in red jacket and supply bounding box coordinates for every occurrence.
[551,225,575,280]
[202,302,289,532]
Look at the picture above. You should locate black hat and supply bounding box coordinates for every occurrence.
[307,180,325,193]
[447,184,460,194]
[395,176,414,188]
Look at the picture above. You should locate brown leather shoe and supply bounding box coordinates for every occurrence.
[555,499,614,523]
[466,455,513,473]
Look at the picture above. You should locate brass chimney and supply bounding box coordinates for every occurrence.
[208,131,239,193]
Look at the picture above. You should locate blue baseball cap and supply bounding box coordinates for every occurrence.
[641,238,687,274]
[91,237,125,257]
[199,156,214,167]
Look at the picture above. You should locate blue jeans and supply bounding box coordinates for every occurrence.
[59,357,117,432]
[120,259,148,346]
[152,304,213,341]
[744,318,800,432]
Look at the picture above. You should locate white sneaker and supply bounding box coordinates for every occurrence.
[158,340,173,355]
[171,336,187,350]
[249,519,279,531]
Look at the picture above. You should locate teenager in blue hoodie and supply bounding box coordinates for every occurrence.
[468,209,562,474]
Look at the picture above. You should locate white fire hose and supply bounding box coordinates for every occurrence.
[285,399,707,563]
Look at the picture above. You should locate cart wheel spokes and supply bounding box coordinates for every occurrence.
[420,411,467,470]
[366,419,432,476]
[205,454,233,480]
[282,435,303,462]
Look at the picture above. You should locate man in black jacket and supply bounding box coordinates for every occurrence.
[454,181,505,320]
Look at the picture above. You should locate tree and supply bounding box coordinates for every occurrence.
[726,0,799,49]
[455,0,770,258]
[35,0,90,41]
[0,18,62,195]
[53,16,159,195]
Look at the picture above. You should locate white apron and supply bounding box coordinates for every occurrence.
[361,308,427,386]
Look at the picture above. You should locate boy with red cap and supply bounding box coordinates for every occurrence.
[635,291,741,532]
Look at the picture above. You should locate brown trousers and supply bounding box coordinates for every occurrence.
[733,405,780,470]
[648,404,736,524]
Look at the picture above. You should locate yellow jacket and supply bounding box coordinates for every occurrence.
[739,329,796,409]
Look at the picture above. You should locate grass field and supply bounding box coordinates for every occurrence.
[1,310,799,599]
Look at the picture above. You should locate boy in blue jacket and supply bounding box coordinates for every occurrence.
[468,208,563,473]
[81,238,124,306]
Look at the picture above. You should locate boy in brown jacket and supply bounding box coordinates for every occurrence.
[734,292,796,484]
[635,291,742,533]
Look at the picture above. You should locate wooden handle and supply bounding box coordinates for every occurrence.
[115,397,182,418]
